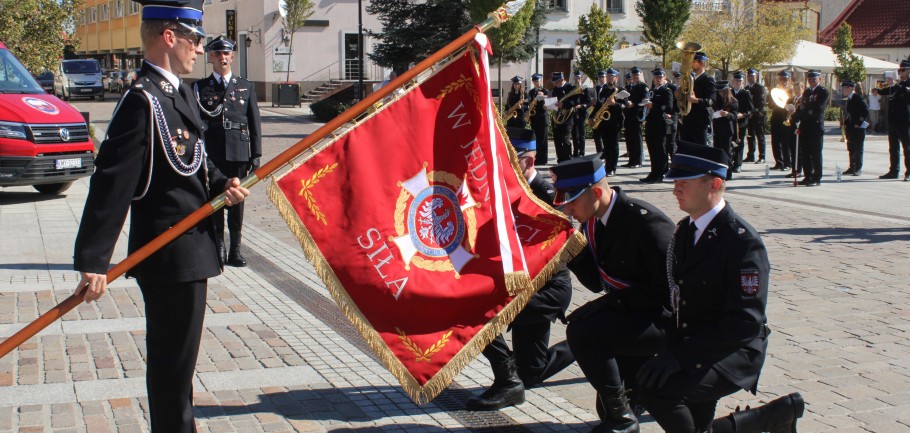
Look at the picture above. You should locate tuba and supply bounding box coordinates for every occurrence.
[675,41,701,120]
[552,85,584,125]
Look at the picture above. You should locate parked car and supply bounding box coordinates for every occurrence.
[35,71,54,94]
[106,70,125,93]
[122,69,141,92]
[0,41,96,194]
[54,59,104,101]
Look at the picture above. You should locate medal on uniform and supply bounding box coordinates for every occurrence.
[240,99,245,105]
[176,128,182,137]
[170,136,185,156]
[183,130,189,140]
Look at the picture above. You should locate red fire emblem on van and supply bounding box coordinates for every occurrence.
[22,97,60,115]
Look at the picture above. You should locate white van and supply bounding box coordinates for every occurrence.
[54,59,104,101]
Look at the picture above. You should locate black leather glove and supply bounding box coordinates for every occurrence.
[250,157,261,172]
[637,351,682,389]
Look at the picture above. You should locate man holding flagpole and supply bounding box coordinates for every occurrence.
[552,155,675,433]
[72,0,249,430]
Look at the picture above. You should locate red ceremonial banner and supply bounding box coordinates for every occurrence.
[268,36,584,403]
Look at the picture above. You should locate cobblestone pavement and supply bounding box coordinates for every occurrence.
[0,98,908,432]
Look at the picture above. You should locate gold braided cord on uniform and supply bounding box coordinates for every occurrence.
[267,43,585,404]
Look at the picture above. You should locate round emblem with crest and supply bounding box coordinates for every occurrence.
[407,185,465,257]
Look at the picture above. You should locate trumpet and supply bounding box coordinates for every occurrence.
[552,85,584,125]
[501,94,524,121]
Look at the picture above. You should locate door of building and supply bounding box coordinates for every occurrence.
[238,33,248,78]
[543,48,573,89]
[343,33,364,81]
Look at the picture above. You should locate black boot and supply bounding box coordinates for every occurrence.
[712,392,805,433]
[591,384,639,433]
[216,237,227,264]
[227,231,247,267]
[466,356,525,410]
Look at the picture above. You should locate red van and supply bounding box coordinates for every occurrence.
[0,41,95,194]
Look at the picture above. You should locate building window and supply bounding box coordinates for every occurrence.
[605,0,623,13]
[547,0,567,12]
[129,1,139,15]
[100,3,109,20]
[79,9,85,25]
[90,6,97,23]
[114,0,123,18]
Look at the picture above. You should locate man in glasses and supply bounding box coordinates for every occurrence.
[195,36,262,267]
[876,60,910,180]
[73,0,250,431]
[552,155,674,432]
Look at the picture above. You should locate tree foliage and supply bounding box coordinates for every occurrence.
[367,0,470,74]
[281,0,315,82]
[831,23,866,84]
[682,0,810,78]
[635,0,690,68]
[575,3,617,80]
[0,0,81,74]
[467,0,540,64]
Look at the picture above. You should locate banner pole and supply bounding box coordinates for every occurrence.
[0,0,528,360]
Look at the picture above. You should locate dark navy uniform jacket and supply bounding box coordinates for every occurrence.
[844,92,869,134]
[669,203,770,394]
[527,87,549,124]
[195,73,262,164]
[794,84,829,132]
[684,72,717,130]
[624,82,649,122]
[74,62,228,284]
[645,83,675,133]
[568,188,675,316]
[590,84,628,128]
[877,79,910,127]
[733,87,753,131]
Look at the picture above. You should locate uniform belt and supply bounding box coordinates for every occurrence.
[223,120,247,130]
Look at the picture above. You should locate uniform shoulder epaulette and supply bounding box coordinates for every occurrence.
[132,76,150,89]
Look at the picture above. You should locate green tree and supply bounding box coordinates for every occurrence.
[831,23,866,84]
[281,0,315,83]
[366,0,470,74]
[575,3,617,80]
[467,0,539,63]
[683,0,809,78]
[0,0,81,73]
[635,0,690,68]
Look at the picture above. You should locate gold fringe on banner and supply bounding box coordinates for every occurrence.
[504,271,532,296]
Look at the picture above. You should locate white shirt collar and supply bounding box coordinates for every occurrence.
[213,71,233,84]
[526,170,538,184]
[691,199,726,244]
[599,188,619,226]
[145,61,180,90]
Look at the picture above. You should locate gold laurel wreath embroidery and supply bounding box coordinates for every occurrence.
[436,73,482,115]
[536,216,566,250]
[396,328,454,363]
[297,163,338,225]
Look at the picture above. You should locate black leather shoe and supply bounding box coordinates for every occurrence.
[622,163,642,168]
[852,170,861,176]
[639,176,663,184]
[732,167,742,173]
[799,177,811,185]
[807,180,820,187]
[620,152,629,158]
[904,175,910,182]
[785,172,797,178]
[770,163,783,170]
[843,168,855,176]
[227,249,247,267]
[780,166,791,172]
[605,170,616,177]
[743,156,755,163]
[880,171,898,179]
[755,158,765,164]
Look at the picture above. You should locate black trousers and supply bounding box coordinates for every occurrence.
[566,306,667,391]
[591,119,604,154]
[799,127,823,182]
[483,321,574,387]
[597,123,621,172]
[141,279,207,433]
[623,117,644,165]
[746,115,766,160]
[211,160,250,246]
[679,119,711,147]
[886,124,910,174]
[645,121,670,178]
[846,129,865,171]
[732,122,747,168]
[770,121,793,168]
[553,117,574,162]
[713,130,734,178]
[531,117,549,164]
[640,367,742,433]
[572,112,587,156]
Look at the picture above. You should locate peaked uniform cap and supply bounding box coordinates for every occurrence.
[550,155,606,206]
[507,127,536,155]
[666,141,730,180]
[206,35,235,52]
[134,0,205,37]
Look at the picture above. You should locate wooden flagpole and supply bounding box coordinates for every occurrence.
[0,0,528,360]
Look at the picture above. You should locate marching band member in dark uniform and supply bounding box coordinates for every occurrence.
[712,81,738,180]
[744,68,766,164]
[841,80,869,176]
[553,156,675,433]
[505,75,528,128]
[591,70,608,154]
[641,68,674,184]
[73,0,250,430]
[572,70,592,157]
[668,71,682,157]
[467,128,575,411]
[623,67,648,167]
[640,143,804,433]
[528,74,551,164]
[679,52,716,146]
[590,68,627,177]
[876,60,910,181]
[769,71,795,174]
[194,36,262,267]
[730,71,753,173]
[791,70,828,186]
[551,72,578,163]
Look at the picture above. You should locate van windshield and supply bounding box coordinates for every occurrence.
[62,60,101,74]
[0,49,44,94]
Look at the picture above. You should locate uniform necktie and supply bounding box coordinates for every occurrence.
[681,221,696,260]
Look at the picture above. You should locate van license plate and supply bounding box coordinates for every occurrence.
[56,158,82,170]
[80,88,92,93]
